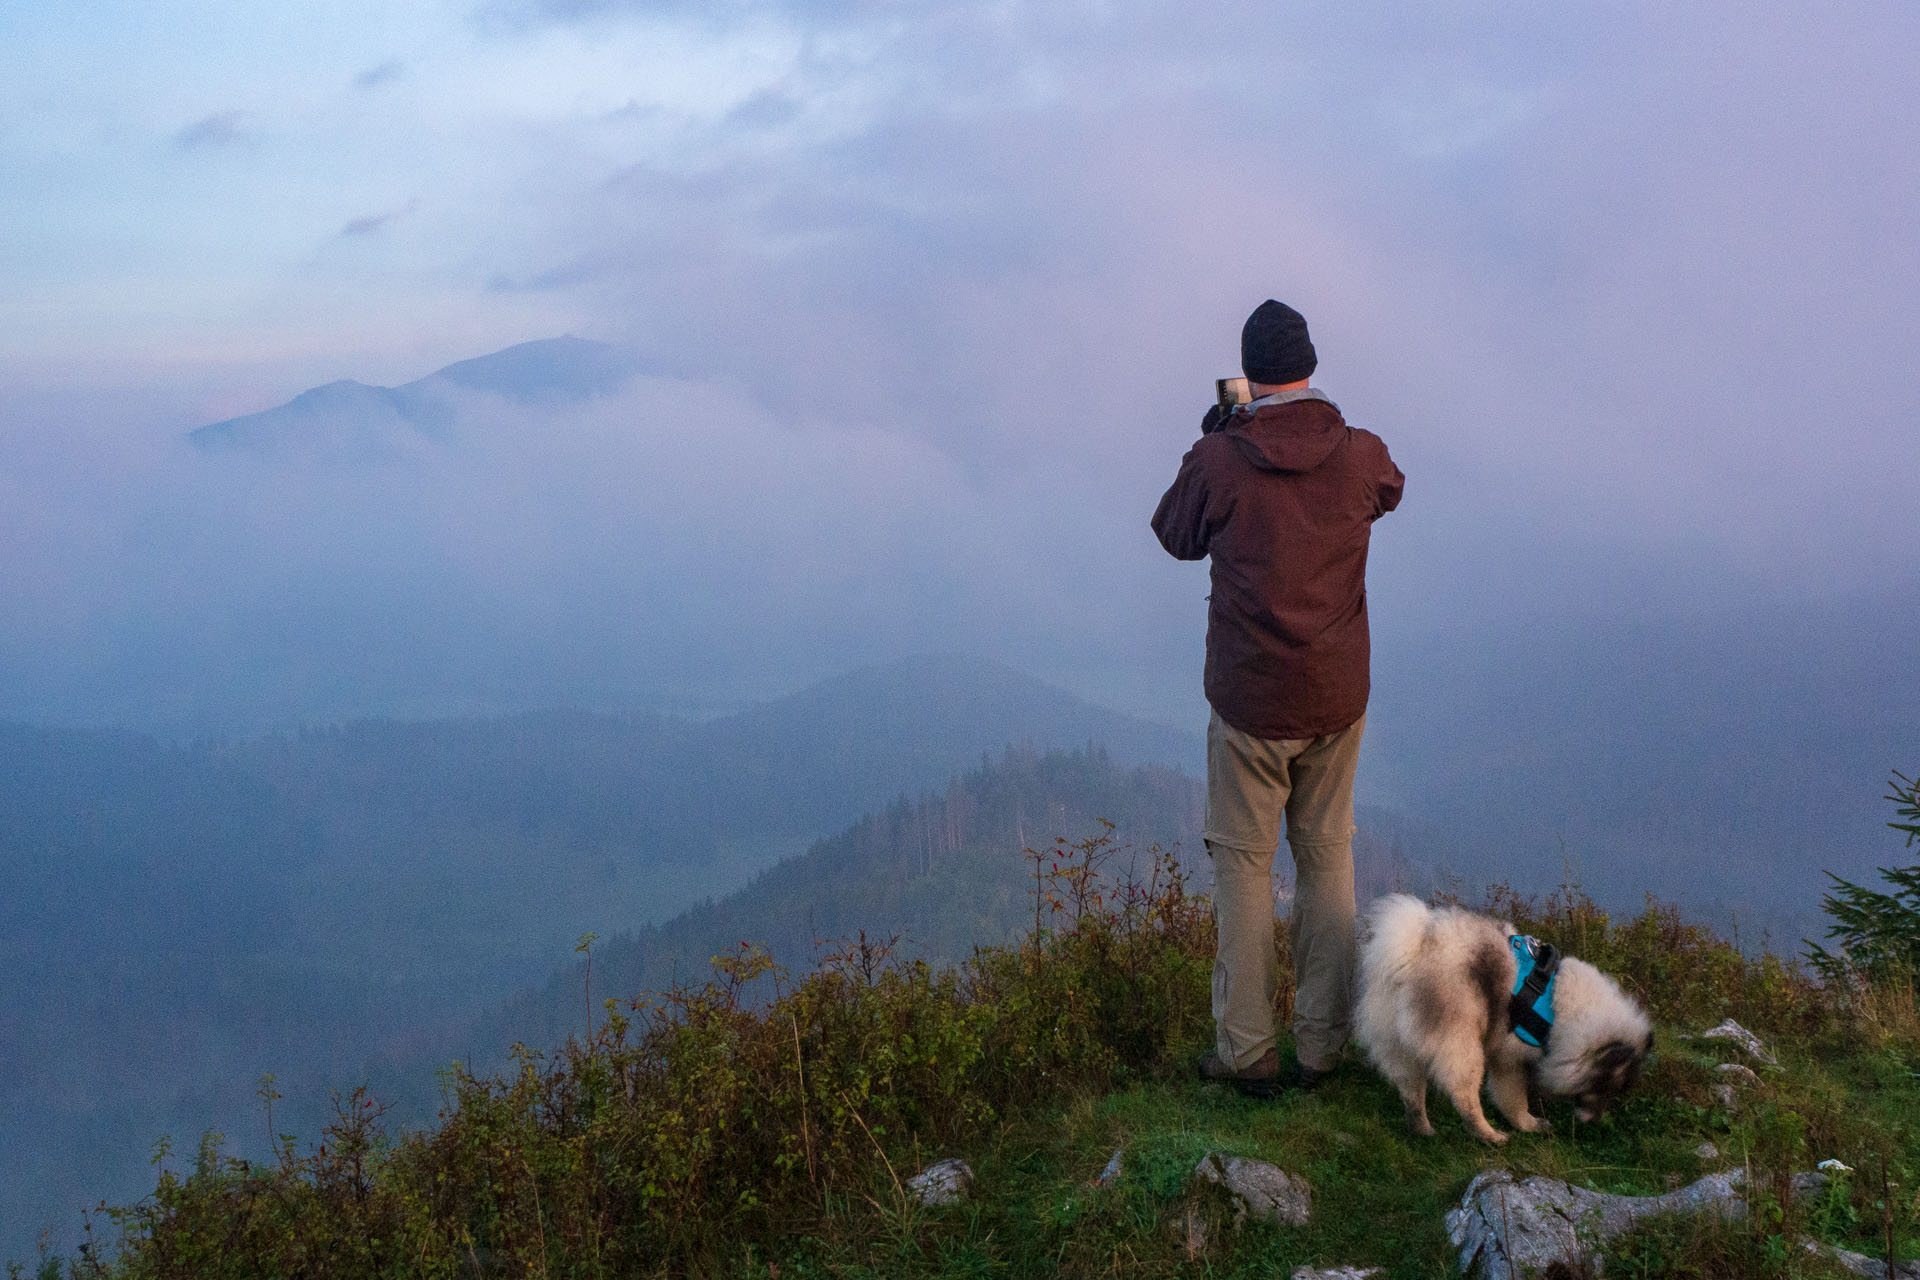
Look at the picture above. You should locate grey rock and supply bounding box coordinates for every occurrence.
[1446,1167,1824,1280]
[1694,1141,1720,1160]
[1803,1237,1920,1279]
[907,1157,972,1207]
[1716,1062,1762,1085]
[1094,1149,1124,1187]
[1696,1018,1780,1067]
[1291,1268,1381,1280]
[1195,1152,1312,1227]
[1712,1082,1739,1110]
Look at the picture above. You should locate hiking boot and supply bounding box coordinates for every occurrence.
[1197,1046,1282,1098]
[1277,1053,1332,1092]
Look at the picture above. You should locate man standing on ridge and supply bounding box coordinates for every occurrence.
[1151,300,1404,1096]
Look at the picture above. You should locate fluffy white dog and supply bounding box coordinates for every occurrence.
[1354,894,1653,1144]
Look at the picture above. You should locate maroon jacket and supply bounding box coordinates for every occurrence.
[1152,395,1403,740]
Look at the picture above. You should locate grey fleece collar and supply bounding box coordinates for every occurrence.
[1239,387,1336,414]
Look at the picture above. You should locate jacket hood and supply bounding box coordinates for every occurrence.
[1225,398,1346,474]
[1221,397,1344,474]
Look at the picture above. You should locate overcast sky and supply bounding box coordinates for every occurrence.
[2,0,1916,736]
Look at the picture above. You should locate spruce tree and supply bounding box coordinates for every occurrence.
[1808,770,1920,982]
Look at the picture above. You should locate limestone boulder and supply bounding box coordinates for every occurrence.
[1695,1018,1780,1068]
[1446,1167,1823,1280]
[1194,1152,1312,1227]
[907,1158,972,1207]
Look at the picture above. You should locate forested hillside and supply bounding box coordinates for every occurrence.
[480,745,1428,1055]
[483,746,1202,1052]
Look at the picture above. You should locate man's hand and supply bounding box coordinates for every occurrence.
[1201,402,1234,435]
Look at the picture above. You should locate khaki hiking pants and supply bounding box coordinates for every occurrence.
[1204,709,1364,1073]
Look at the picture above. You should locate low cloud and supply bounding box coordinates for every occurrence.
[0,368,1136,725]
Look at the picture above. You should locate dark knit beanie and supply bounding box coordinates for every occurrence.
[1241,299,1317,385]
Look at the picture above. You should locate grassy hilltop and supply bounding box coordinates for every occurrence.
[22,785,1920,1279]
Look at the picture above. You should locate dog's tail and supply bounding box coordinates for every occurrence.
[1354,894,1434,1058]
[1360,892,1432,976]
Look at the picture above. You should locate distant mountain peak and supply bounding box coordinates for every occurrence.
[187,336,647,454]
[296,378,370,397]
[431,336,643,403]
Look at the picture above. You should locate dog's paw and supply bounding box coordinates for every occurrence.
[1475,1128,1509,1146]
[1411,1119,1437,1137]
[1522,1116,1553,1135]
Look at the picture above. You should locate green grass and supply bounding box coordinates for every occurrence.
[748,1029,1919,1280]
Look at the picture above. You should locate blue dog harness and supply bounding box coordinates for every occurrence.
[1508,935,1561,1049]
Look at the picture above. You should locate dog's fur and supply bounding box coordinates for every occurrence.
[1354,894,1653,1144]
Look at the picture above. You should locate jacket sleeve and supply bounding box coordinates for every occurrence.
[1372,440,1405,519]
[1151,444,1215,561]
